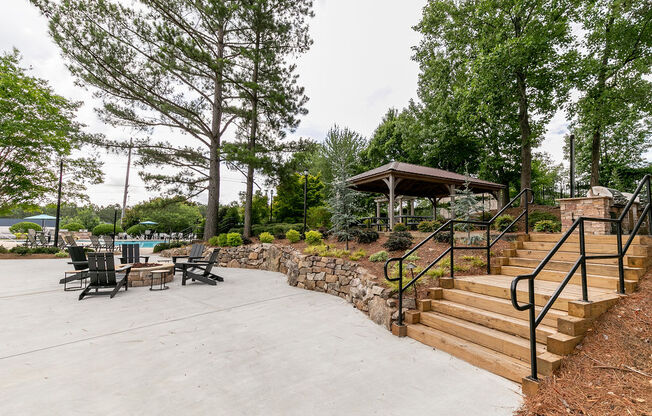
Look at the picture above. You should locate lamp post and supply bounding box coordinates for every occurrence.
[302,170,308,237]
[268,189,274,223]
[53,160,63,248]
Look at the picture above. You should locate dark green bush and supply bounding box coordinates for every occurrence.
[528,211,559,228]
[152,241,187,253]
[9,222,42,233]
[307,206,331,228]
[208,236,220,246]
[417,220,441,233]
[62,222,84,232]
[92,223,124,236]
[8,246,59,255]
[356,229,379,244]
[9,246,30,255]
[0,245,8,254]
[533,220,561,233]
[126,224,147,236]
[433,231,453,243]
[382,230,414,251]
[494,215,517,232]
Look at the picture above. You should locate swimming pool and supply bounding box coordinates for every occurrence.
[78,240,167,249]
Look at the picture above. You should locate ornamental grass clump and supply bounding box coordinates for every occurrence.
[369,250,389,262]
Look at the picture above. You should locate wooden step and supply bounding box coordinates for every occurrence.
[429,300,556,343]
[500,265,638,293]
[452,275,618,312]
[406,324,532,383]
[418,311,548,362]
[440,289,566,327]
[507,257,643,280]
[521,241,651,256]
[515,249,649,268]
[527,233,652,245]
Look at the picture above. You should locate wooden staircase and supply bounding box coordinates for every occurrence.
[400,233,652,387]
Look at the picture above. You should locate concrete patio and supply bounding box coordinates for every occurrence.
[0,257,522,415]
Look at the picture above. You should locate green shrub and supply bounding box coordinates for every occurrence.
[349,249,367,261]
[383,230,414,251]
[356,229,379,244]
[307,206,332,229]
[286,229,301,243]
[55,251,69,258]
[259,232,274,243]
[303,245,349,258]
[62,222,83,232]
[9,222,42,233]
[494,215,517,232]
[92,223,124,236]
[305,230,323,245]
[393,223,407,232]
[0,245,7,254]
[226,232,243,247]
[9,246,30,255]
[454,263,470,272]
[217,234,228,246]
[126,224,147,236]
[208,236,220,246]
[417,220,441,233]
[426,267,446,279]
[533,220,561,233]
[369,250,389,262]
[153,241,187,253]
[405,250,420,262]
[433,231,452,243]
[14,232,26,239]
[471,258,487,268]
[9,246,60,255]
[528,211,559,228]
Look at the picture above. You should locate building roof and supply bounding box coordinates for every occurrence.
[348,162,505,198]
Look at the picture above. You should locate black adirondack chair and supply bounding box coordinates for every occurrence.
[180,249,223,286]
[119,243,150,264]
[79,253,131,300]
[64,235,78,247]
[172,243,205,273]
[59,246,89,290]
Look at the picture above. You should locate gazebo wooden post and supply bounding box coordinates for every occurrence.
[410,199,415,216]
[383,174,402,229]
[448,185,457,219]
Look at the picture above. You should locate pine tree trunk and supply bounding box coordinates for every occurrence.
[203,27,225,239]
[243,32,261,238]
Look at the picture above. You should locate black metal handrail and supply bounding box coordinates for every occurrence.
[384,188,533,326]
[510,175,651,381]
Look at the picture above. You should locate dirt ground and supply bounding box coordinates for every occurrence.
[0,253,60,260]
[516,271,652,416]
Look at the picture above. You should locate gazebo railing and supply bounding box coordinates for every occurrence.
[384,188,533,327]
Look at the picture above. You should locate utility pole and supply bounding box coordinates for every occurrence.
[269,189,274,223]
[53,160,63,248]
[569,134,576,197]
[121,138,133,221]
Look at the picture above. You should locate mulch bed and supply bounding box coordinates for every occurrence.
[131,263,162,268]
[516,271,652,416]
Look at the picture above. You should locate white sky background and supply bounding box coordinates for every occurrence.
[2,0,572,207]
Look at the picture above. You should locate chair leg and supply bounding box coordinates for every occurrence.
[78,286,92,301]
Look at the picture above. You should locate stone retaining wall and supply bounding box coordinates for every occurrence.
[162,244,398,329]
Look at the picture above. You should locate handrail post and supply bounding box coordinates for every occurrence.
[486,224,491,274]
[648,176,652,236]
[450,221,454,279]
[398,259,403,326]
[525,190,529,234]
[616,222,625,294]
[579,219,588,302]
[528,278,538,380]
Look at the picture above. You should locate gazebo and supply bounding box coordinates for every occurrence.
[347,162,506,228]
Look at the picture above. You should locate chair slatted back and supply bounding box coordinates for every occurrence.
[38,234,48,245]
[90,235,100,247]
[102,236,114,250]
[202,249,219,276]
[190,244,205,259]
[64,235,77,247]
[57,237,66,250]
[87,253,117,286]
[28,229,37,237]
[27,234,38,245]
[68,246,88,271]
[121,244,140,263]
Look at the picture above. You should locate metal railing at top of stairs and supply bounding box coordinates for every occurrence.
[510,175,652,382]
[384,188,534,327]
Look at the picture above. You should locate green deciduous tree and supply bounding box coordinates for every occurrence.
[572,0,651,186]
[123,196,202,233]
[0,50,102,213]
[273,173,324,224]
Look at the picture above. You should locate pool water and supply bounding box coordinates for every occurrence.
[115,240,167,249]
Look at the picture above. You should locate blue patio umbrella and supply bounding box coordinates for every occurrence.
[139,221,158,225]
[24,214,57,229]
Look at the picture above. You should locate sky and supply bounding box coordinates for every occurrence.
[2,0,572,207]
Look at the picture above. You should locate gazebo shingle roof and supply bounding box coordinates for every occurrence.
[348,162,504,198]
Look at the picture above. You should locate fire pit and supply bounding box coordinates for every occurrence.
[127,263,175,287]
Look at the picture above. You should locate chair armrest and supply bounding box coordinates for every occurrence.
[116,265,132,273]
[68,261,89,265]
[140,256,150,262]
[172,255,189,263]
[188,256,205,261]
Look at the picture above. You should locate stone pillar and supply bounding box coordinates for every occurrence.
[558,196,612,234]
